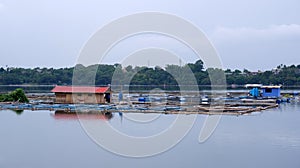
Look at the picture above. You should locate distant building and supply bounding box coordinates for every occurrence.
[261,85,281,98]
[250,70,263,75]
[245,84,263,88]
[51,86,111,104]
[271,68,281,74]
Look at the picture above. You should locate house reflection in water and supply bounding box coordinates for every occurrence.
[52,111,113,121]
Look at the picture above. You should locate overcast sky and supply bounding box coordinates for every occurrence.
[0,0,299,71]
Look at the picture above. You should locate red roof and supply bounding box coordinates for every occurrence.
[51,86,110,93]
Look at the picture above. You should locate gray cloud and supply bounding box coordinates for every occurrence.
[0,3,4,10]
[212,24,300,42]
[0,0,299,70]
[210,24,300,71]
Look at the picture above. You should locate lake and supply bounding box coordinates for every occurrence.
[0,102,300,168]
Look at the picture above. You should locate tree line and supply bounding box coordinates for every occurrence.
[1,60,300,88]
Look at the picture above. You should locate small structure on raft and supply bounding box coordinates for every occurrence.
[261,85,281,98]
[51,86,112,104]
[245,84,282,99]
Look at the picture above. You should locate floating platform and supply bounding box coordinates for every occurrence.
[0,100,279,116]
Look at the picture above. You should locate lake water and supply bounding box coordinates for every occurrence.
[1,102,300,168]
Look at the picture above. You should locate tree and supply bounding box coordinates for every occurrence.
[243,69,250,74]
[125,65,133,72]
[233,69,242,74]
[10,88,29,103]
[187,59,204,73]
[0,88,29,103]
[225,69,232,73]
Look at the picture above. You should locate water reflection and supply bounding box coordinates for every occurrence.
[118,112,123,123]
[1,102,300,168]
[52,111,113,120]
[11,109,24,115]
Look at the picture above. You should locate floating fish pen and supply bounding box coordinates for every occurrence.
[191,103,279,115]
[0,100,279,116]
[99,103,278,116]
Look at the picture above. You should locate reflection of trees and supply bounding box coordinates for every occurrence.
[103,112,113,120]
[1,60,300,86]
[11,109,24,115]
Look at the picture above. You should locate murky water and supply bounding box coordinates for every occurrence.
[0,102,300,168]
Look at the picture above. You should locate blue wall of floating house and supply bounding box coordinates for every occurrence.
[262,88,281,98]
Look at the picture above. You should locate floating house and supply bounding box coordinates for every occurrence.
[245,84,282,98]
[51,86,111,104]
[261,85,281,98]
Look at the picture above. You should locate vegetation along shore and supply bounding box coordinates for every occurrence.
[1,60,300,88]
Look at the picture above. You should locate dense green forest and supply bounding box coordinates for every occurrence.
[1,60,300,88]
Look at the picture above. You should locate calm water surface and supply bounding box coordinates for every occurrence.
[1,102,300,168]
